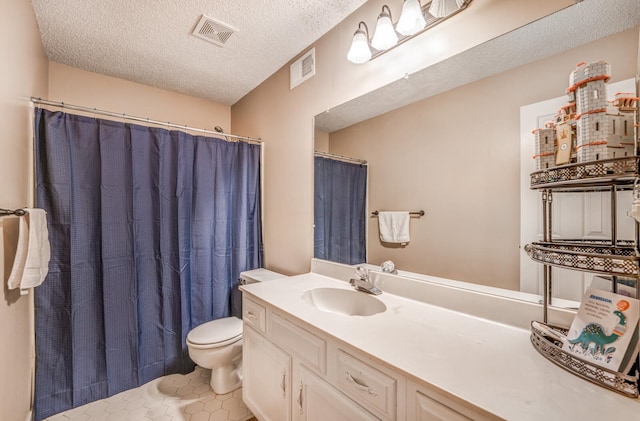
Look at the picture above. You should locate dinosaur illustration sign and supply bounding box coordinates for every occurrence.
[565,288,639,372]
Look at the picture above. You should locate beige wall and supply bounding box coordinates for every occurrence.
[0,1,49,420]
[48,63,231,131]
[314,130,329,153]
[327,29,639,290]
[231,0,572,275]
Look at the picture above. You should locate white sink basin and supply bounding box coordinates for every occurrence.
[301,287,386,316]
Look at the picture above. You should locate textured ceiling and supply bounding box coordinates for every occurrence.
[30,0,367,105]
[315,0,640,132]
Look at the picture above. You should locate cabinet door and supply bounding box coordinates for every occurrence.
[412,391,471,421]
[243,325,292,421]
[294,365,378,421]
[407,381,495,421]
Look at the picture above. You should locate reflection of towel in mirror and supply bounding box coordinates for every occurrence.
[7,208,50,295]
[378,211,410,244]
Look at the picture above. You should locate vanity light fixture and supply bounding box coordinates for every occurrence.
[371,5,398,50]
[347,0,472,64]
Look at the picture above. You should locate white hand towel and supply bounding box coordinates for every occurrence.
[378,211,410,244]
[7,209,50,294]
[7,216,28,290]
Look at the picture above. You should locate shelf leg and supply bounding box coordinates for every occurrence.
[611,184,618,294]
[543,265,549,323]
[547,191,553,310]
[540,189,552,322]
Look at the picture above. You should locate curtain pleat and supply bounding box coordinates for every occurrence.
[313,157,367,265]
[33,109,263,420]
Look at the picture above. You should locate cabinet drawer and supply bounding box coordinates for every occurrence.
[269,312,326,374]
[335,349,397,420]
[295,365,377,421]
[414,391,471,421]
[243,296,266,333]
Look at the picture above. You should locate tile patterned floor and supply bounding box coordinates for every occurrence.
[45,367,255,421]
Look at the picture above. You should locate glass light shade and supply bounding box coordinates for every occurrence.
[396,0,426,36]
[371,12,398,50]
[428,0,461,18]
[347,30,372,64]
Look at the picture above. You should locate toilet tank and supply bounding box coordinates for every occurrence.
[232,268,285,318]
[239,268,285,285]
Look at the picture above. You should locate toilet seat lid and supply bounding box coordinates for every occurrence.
[187,317,242,346]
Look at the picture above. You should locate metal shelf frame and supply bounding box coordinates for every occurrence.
[526,156,640,396]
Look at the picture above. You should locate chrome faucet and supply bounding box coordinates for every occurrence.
[350,267,382,295]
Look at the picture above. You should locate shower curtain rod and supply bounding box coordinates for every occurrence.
[30,97,262,144]
[314,151,367,165]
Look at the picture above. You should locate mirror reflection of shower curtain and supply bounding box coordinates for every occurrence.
[314,156,367,264]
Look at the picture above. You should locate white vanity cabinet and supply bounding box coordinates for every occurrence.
[242,292,493,421]
[243,295,383,421]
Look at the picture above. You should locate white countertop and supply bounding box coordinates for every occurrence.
[241,272,640,420]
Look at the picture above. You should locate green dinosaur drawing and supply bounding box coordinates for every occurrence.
[567,310,626,356]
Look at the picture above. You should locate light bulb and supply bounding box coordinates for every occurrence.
[428,0,461,18]
[371,7,398,50]
[347,28,372,64]
[396,0,426,36]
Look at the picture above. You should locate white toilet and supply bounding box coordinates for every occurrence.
[186,268,283,394]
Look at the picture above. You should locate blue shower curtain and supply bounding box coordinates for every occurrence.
[314,156,367,265]
[33,108,263,420]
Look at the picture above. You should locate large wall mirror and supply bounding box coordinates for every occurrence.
[314,0,640,307]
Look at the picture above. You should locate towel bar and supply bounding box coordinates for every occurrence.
[371,210,424,217]
[0,208,26,216]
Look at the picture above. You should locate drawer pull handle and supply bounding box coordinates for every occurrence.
[297,382,304,414]
[246,311,257,319]
[345,372,378,396]
[280,372,286,398]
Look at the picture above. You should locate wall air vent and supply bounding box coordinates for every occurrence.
[290,48,315,90]
[191,15,237,47]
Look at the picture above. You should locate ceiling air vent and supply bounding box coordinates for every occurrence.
[290,48,315,90]
[191,15,237,47]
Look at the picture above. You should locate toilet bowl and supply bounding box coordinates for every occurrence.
[186,268,284,394]
[187,316,244,394]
